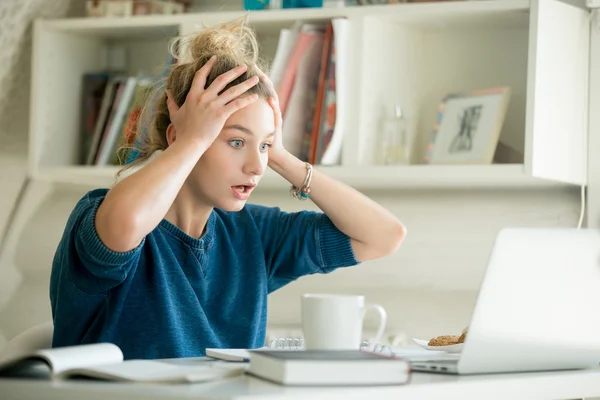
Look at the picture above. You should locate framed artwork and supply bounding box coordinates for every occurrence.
[424,87,511,165]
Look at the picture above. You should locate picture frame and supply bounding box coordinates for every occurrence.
[424,87,511,165]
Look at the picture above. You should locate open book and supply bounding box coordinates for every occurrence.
[0,342,244,383]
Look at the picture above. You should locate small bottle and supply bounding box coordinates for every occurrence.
[380,105,410,165]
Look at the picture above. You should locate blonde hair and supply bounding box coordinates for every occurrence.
[117,16,275,177]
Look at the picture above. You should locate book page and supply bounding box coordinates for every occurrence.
[206,348,253,362]
[37,343,123,376]
[0,321,54,366]
[58,359,245,383]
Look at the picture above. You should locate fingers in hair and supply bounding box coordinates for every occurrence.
[207,63,249,96]
[218,75,259,105]
[224,93,259,115]
[256,67,278,100]
[165,89,179,117]
[269,97,283,124]
[189,55,217,99]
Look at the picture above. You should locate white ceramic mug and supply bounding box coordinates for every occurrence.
[301,293,387,350]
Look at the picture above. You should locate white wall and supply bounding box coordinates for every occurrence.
[0,155,27,247]
[0,154,28,349]
[0,0,80,348]
[262,186,582,342]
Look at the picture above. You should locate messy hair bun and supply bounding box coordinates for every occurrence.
[117,16,274,176]
[187,17,259,66]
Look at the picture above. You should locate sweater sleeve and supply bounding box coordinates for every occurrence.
[58,190,145,294]
[246,205,360,292]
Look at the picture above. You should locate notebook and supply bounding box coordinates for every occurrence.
[206,337,305,362]
[247,350,411,386]
[0,342,244,383]
[206,348,256,362]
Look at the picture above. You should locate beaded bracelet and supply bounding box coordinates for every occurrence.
[290,162,313,200]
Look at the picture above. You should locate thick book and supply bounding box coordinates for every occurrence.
[247,350,411,386]
[0,342,243,383]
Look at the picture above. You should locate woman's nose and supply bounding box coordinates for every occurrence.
[243,150,265,176]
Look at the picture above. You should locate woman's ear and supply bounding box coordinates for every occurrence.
[166,123,176,146]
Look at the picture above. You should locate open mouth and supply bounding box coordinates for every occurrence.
[231,184,256,200]
[232,185,252,194]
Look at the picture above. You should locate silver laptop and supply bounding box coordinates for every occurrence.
[412,227,600,375]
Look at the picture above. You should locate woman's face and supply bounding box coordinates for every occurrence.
[188,98,276,211]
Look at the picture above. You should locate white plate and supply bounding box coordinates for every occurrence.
[412,338,463,353]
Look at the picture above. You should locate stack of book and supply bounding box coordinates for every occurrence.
[269,18,348,166]
[79,18,349,168]
[79,72,161,167]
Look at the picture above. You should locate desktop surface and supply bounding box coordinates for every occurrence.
[1,360,600,400]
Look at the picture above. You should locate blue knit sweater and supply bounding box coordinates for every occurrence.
[49,188,359,359]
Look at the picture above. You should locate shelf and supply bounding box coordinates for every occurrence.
[33,164,572,191]
[370,0,529,30]
[29,0,589,190]
[39,0,530,36]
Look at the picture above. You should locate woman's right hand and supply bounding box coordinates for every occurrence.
[166,55,260,148]
[97,58,260,253]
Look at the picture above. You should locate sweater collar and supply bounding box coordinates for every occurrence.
[158,210,215,250]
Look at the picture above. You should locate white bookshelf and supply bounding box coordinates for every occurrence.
[28,0,591,190]
[34,163,569,190]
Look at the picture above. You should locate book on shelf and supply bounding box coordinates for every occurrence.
[79,72,110,165]
[270,18,348,166]
[79,17,349,169]
[80,54,175,168]
[81,74,157,167]
[0,342,244,383]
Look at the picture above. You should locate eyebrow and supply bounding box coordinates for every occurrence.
[223,124,275,138]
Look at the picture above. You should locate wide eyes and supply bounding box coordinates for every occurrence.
[230,139,243,148]
[229,139,271,152]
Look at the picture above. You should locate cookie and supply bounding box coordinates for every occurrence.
[428,335,460,346]
[457,331,467,343]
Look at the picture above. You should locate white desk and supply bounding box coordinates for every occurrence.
[2,363,600,400]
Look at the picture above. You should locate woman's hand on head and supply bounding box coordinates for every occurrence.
[166,55,260,149]
[255,68,287,166]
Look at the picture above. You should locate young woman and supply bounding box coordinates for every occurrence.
[50,18,406,360]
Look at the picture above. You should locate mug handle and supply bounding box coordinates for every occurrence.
[363,303,387,344]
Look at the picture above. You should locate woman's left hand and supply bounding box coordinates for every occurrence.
[255,68,288,166]
[251,73,405,263]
